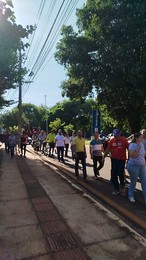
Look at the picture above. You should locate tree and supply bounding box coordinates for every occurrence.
[47,99,93,135]
[55,0,146,132]
[0,0,34,108]
[49,118,65,132]
[64,123,74,135]
[0,103,46,130]
[1,99,119,135]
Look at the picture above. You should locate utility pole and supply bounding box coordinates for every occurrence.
[44,95,48,134]
[18,47,22,134]
[18,47,33,134]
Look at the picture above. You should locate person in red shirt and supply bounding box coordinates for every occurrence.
[104,129,129,195]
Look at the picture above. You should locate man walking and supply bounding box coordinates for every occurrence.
[104,129,129,195]
[73,130,87,179]
[55,129,65,162]
[38,130,46,152]
[90,132,104,179]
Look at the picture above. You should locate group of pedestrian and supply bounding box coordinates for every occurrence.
[3,126,145,204]
[72,128,146,204]
[2,130,28,157]
[36,127,146,204]
[36,129,76,162]
[104,129,146,203]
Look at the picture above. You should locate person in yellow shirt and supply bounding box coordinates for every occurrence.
[45,130,55,156]
[73,130,87,179]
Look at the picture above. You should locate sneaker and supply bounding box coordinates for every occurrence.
[112,191,120,195]
[129,197,135,203]
[94,176,98,180]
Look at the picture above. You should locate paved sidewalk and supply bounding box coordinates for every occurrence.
[0,148,49,259]
[0,146,146,259]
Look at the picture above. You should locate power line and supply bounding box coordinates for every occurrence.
[33,0,80,81]
[25,0,57,69]
[8,0,84,101]
[23,0,81,96]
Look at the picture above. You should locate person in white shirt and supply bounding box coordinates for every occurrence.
[64,133,70,157]
[55,129,65,162]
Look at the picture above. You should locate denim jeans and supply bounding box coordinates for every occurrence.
[127,164,146,201]
[93,156,104,176]
[111,158,125,191]
[75,152,87,178]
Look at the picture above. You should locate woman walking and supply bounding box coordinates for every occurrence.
[127,133,146,203]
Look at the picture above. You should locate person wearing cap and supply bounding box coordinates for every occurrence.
[104,129,129,195]
[90,132,104,179]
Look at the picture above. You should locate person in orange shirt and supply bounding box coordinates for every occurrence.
[104,129,129,195]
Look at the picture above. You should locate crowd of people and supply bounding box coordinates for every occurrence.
[1,127,146,203]
[32,127,146,203]
[2,130,28,157]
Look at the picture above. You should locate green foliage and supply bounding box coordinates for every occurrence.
[48,99,93,134]
[2,98,142,136]
[55,0,146,132]
[0,1,34,108]
[1,103,47,130]
[64,123,74,135]
[49,118,65,131]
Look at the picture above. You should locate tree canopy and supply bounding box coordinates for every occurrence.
[55,0,146,132]
[0,0,34,108]
[0,103,46,131]
[0,99,121,136]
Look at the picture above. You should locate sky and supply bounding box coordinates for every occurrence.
[4,0,86,111]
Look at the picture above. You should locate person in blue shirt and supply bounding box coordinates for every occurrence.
[90,132,104,179]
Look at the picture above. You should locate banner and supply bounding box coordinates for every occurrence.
[92,109,100,134]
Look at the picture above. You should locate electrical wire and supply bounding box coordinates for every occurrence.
[23,0,80,96]
[7,0,84,102]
